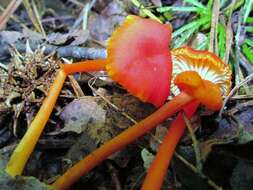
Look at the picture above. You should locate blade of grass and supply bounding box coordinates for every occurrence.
[218,23,226,59]
[207,0,214,10]
[197,37,208,50]
[31,0,45,36]
[246,26,253,33]
[157,6,200,13]
[172,16,210,38]
[23,0,45,36]
[245,38,253,47]
[242,43,253,64]
[184,0,206,10]
[246,17,253,23]
[131,0,162,23]
[243,0,253,23]
[224,0,244,16]
[0,3,28,29]
[173,27,197,48]
[183,113,203,172]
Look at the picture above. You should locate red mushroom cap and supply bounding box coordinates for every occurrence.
[106,15,172,107]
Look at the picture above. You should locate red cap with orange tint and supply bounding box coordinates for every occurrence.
[106,15,172,107]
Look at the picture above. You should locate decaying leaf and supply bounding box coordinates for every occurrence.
[60,97,106,135]
[47,29,89,46]
[0,170,52,190]
[141,148,155,169]
[88,0,127,44]
[200,100,253,160]
[230,160,253,190]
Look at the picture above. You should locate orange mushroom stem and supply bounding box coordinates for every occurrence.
[140,70,221,190]
[141,103,199,190]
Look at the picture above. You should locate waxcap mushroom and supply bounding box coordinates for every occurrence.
[106,15,172,107]
[171,46,232,97]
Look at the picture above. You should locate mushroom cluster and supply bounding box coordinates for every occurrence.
[5,15,232,190]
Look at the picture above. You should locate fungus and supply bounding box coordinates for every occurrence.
[51,48,232,190]
[5,13,232,190]
[106,15,172,107]
[5,15,172,177]
[141,47,232,190]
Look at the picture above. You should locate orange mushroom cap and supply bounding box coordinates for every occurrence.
[175,71,223,111]
[171,46,232,97]
[106,15,172,107]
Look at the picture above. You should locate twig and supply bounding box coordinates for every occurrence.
[68,75,84,97]
[23,0,46,36]
[0,0,23,30]
[106,162,122,190]
[31,0,46,36]
[231,94,253,100]
[174,152,223,190]
[219,73,253,117]
[209,0,220,54]
[223,0,236,64]
[62,59,85,97]
[88,75,137,124]
[183,113,203,172]
[0,4,28,29]
[239,52,253,75]
[149,134,222,190]
[71,0,96,32]
[82,0,96,30]
[0,43,106,60]
[131,0,162,23]
[234,8,243,86]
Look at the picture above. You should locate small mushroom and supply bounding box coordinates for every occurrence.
[106,15,172,107]
[52,48,232,190]
[141,47,232,190]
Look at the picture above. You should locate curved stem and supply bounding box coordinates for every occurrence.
[142,112,186,190]
[141,101,199,190]
[62,59,107,75]
[5,60,106,176]
[52,92,194,190]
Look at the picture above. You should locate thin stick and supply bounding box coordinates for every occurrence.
[209,0,220,54]
[219,72,253,117]
[0,0,23,30]
[183,113,202,172]
[174,152,223,190]
[52,93,194,190]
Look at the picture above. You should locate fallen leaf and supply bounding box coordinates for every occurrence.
[0,170,52,190]
[60,97,106,134]
[47,29,89,46]
[88,0,127,44]
[0,31,22,44]
[141,148,155,169]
